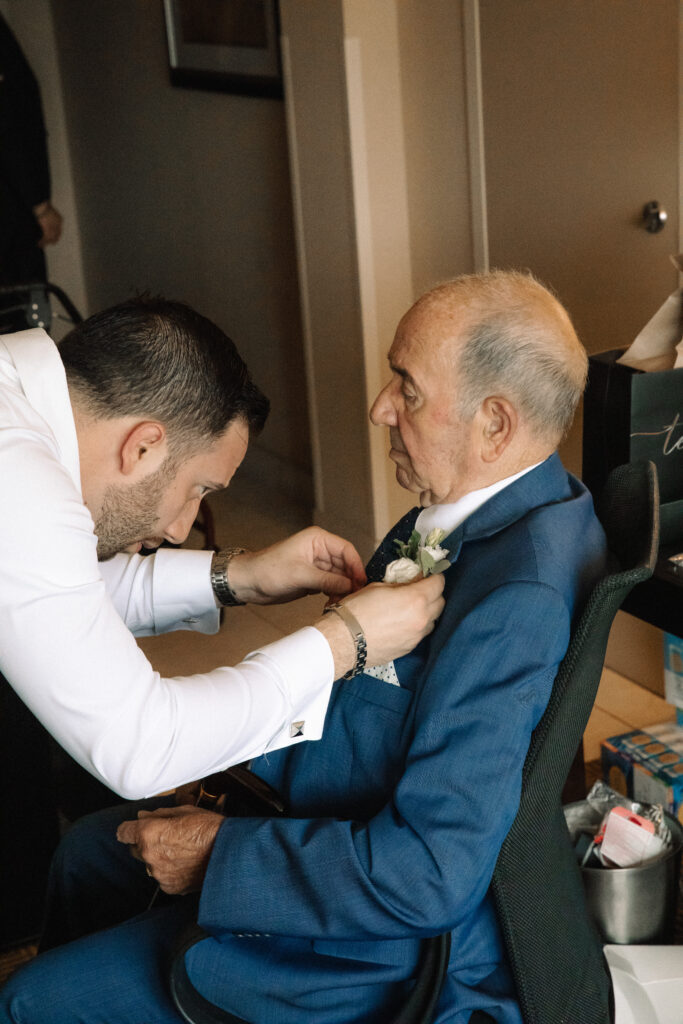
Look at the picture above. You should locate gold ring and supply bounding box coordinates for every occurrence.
[145,864,153,878]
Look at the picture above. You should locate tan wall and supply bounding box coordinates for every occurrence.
[343,0,475,539]
[48,0,311,495]
[279,0,376,555]
[479,0,681,697]
[396,0,473,297]
[342,0,415,539]
[282,0,475,552]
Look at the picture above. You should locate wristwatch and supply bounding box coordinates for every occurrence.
[210,548,246,606]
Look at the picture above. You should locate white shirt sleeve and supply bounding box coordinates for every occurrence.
[98,548,221,636]
[0,427,334,800]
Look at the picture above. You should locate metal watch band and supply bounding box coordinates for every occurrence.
[326,602,367,679]
[210,547,246,607]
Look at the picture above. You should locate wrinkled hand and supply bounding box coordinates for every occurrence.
[227,527,366,605]
[33,201,63,247]
[316,573,446,679]
[116,805,223,895]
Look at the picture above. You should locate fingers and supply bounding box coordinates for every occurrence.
[409,574,446,636]
[310,529,366,589]
[116,819,139,845]
[137,805,203,821]
[116,806,188,846]
[412,571,446,611]
[226,528,366,605]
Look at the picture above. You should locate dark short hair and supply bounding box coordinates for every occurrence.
[59,295,269,452]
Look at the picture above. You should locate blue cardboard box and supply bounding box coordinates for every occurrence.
[600,723,683,822]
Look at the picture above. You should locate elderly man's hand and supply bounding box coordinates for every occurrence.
[116,805,223,895]
[227,527,367,605]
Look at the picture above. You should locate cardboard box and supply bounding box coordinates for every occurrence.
[601,724,683,823]
[664,632,683,709]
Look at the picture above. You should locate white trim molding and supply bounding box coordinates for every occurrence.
[463,0,489,273]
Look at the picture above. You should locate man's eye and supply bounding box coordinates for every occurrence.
[402,389,417,404]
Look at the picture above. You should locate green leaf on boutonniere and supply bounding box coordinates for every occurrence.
[394,529,421,561]
[418,551,451,577]
[390,530,450,579]
[418,548,435,575]
[431,559,451,575]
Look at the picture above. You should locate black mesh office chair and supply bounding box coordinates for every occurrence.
[169,461,659,1024]
[490,458,659,1024]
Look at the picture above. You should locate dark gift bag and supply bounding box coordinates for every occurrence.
[583,348,683,548]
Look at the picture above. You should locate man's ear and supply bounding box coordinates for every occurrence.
[479,397,517,463]
[119,421,167,477]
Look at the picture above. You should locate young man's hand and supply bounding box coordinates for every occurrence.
[226,527,367,605]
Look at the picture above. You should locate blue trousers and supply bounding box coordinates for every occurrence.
[0,800,195,1024]
[0,802,410,1024]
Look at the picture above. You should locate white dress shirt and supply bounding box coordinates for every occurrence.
[414,463,541,541]
[0,329,334,799]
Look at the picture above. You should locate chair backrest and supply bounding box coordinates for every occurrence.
[490,460,659,1024]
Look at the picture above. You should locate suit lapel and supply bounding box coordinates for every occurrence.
[441,454,570,559]
[365,506,421,582]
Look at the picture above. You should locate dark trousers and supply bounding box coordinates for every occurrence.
[0,673,59,947]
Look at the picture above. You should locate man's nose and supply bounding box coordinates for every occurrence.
[164,499,201,546]
[369,383,397,426]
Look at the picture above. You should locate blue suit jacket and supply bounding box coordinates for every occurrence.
[189,455,607,1024]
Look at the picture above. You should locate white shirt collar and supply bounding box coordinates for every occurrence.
[415,462,543,541]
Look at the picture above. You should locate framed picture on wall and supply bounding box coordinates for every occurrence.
[163,0,283,98]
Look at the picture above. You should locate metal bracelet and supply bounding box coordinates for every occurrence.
[210,547,246,606]
[326,602,367,679]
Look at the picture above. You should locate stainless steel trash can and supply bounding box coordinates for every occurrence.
[564,800,683,944]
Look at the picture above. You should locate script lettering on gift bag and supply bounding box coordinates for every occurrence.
[631,412,683,455]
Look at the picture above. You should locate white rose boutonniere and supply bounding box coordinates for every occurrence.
[383,528,450,583]
[384,557,423,584]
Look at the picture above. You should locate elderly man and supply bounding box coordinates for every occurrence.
[0,272,607,1024]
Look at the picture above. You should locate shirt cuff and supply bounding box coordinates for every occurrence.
[151,548,219,634]
[244,626,335,750]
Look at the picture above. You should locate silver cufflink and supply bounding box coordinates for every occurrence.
[290,721,305,738]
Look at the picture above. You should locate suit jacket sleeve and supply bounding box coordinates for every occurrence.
[198,580,571,939]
